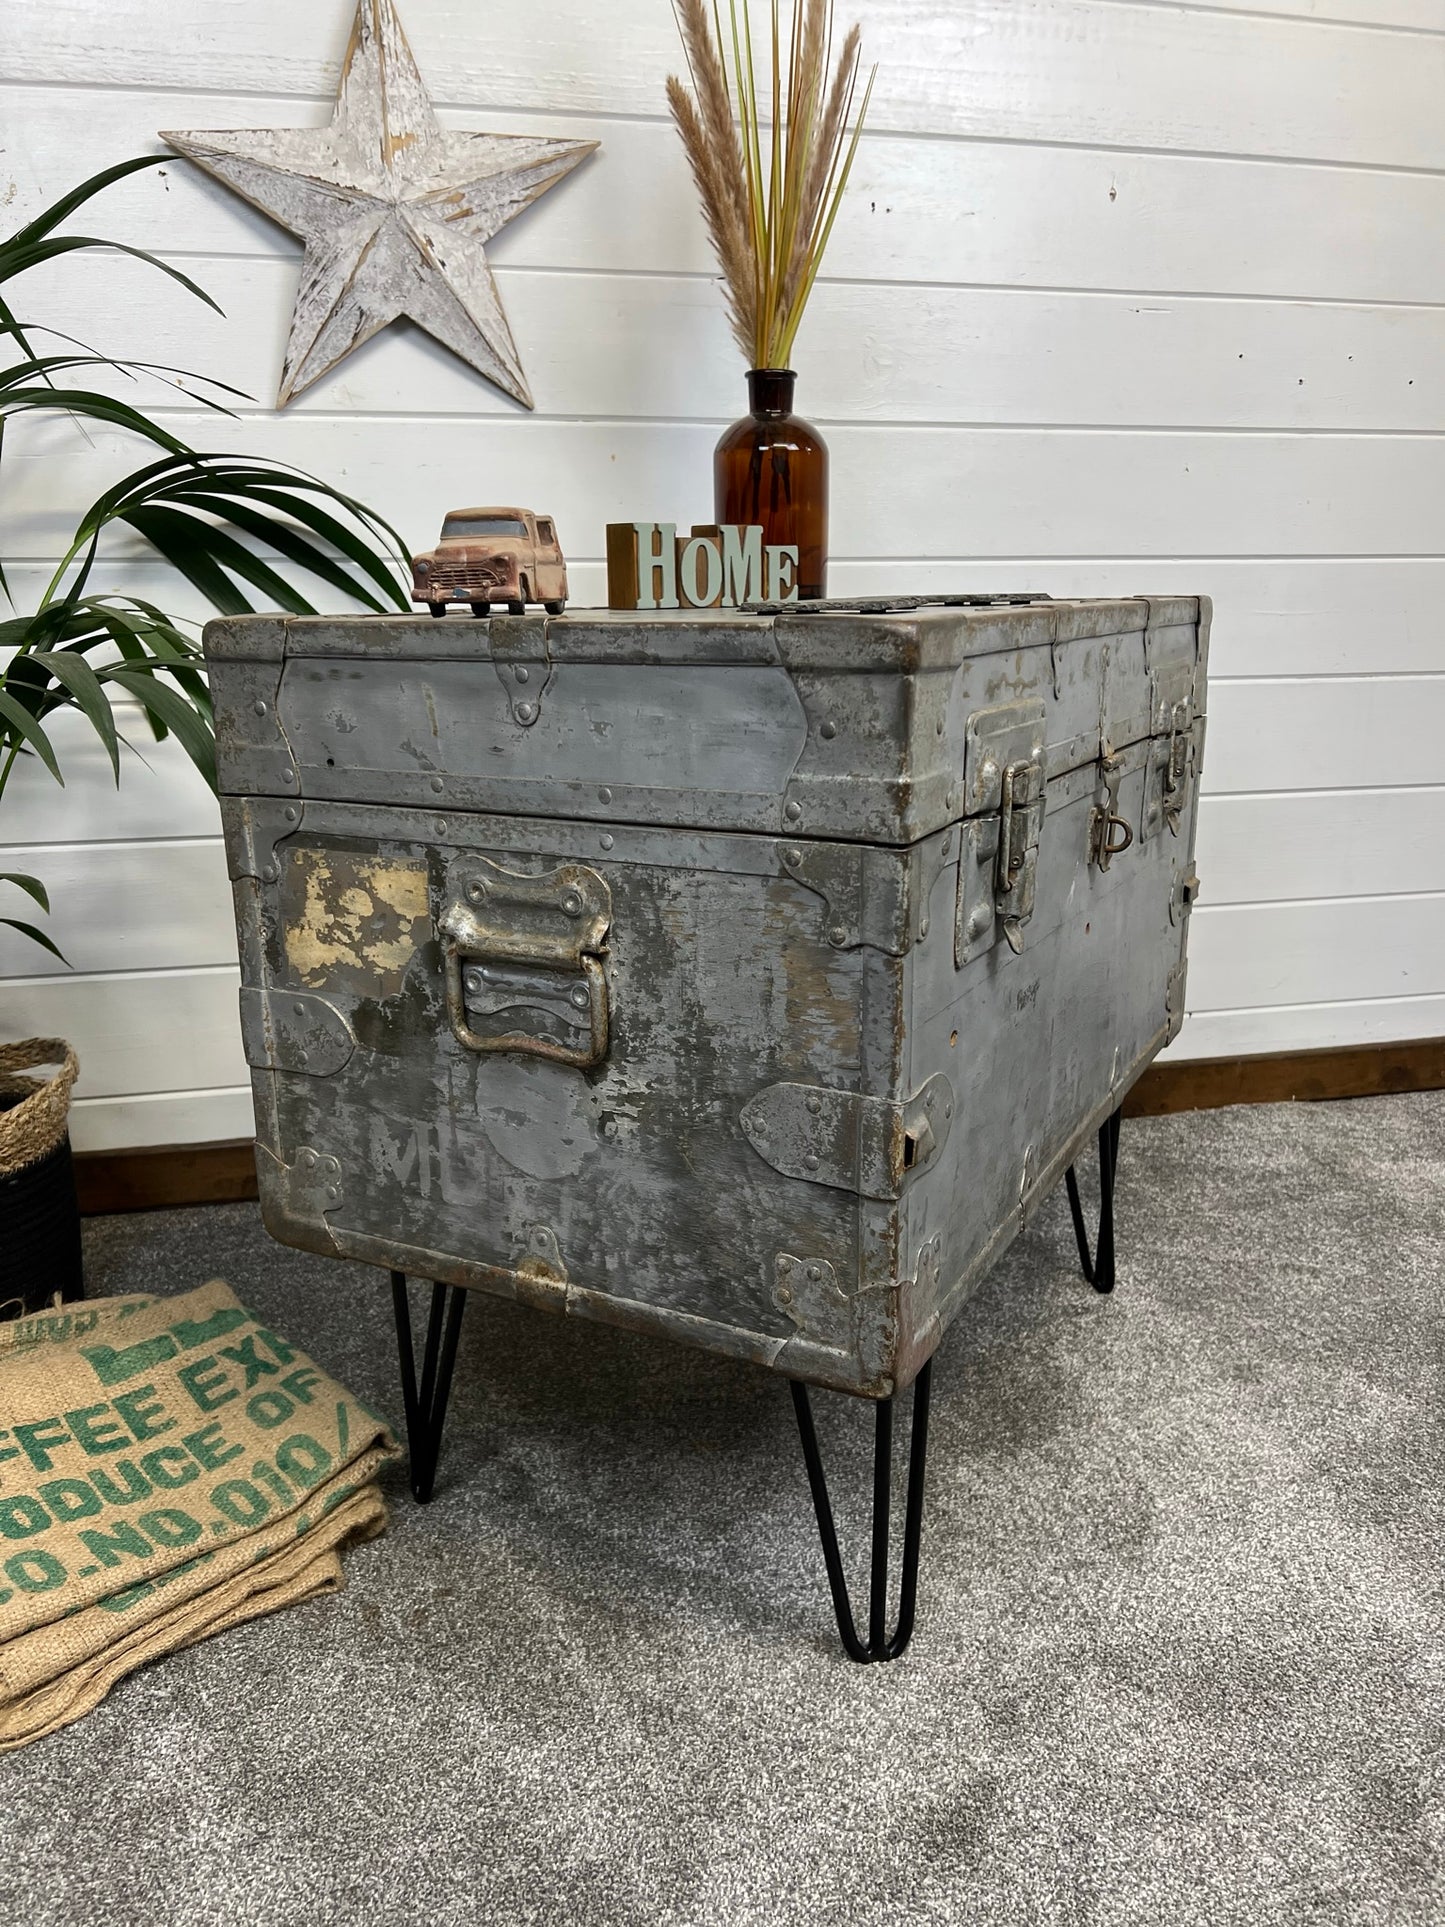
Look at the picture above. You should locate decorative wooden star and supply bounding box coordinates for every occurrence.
[162,0,597,408]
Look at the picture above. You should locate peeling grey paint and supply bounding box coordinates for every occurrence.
[207,596,1208,1398]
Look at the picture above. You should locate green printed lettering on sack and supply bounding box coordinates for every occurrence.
[37,1476,102,1523]
[138,1508,202,1549]
[169,1307,249,1349]
[248,1389,294,1429]
[113,1385,176,1443]
[77,1518,152,1569]
[251,1324,298,1366]
[12,1416,70,1471]
[81,1303,248,1389]
[274,1433,332,1488]
[90,1460,154,1506]
[281,1366,320,1405]
[65,1402,131,1456]
[210,1479,270,1527]
[183,1424,242,1472]
[177,1356,238,1413]
[81,1334,180,1386]
[0,1305,102,1363]
[4,1549,66,1593]
[140,1444,201,1489]
[0,1494,51,1539]
[217,1335,281,1388]
[253,1460,292,1506]
[95,1548,215,1615]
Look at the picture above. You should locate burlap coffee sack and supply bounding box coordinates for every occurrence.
[0,1484,387,1752]
[0,1442,394,1708]
[0,1278,398,1644]
[0,1295,157,1362]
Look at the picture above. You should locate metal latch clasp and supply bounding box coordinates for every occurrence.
[956,699,1048,965]
[1143,665,1196,842]
[1089,754,1135,872]
[1162,700,1190,826]
[995,756,1045,953]
[439,857,612,1069]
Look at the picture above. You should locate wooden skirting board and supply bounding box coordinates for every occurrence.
[74,1038,1445,1217]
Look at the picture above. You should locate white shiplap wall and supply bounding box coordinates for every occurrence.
[1,0,1442,1151]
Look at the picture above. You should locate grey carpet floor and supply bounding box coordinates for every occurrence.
[3,1094,1443,1926]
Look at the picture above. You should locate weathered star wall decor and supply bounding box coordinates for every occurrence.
[162,0,596,408]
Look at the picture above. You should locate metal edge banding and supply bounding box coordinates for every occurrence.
[222,796,305,884]
[321,1223,897,1396]
[287,800,795,880]
[202,616,288,662]
[239,987,357,1078]
[213,599,1195,674]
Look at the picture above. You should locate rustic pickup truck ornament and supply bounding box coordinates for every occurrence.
[606,522,799,609]
[412,508,568,617]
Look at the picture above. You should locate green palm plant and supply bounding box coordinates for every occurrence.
[1,155,411,959]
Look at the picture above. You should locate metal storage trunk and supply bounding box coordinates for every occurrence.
[206,595,1208,1404]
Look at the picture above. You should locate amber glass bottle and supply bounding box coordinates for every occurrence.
[714,369,827,599]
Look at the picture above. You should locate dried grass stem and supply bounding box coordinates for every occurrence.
[668,0,873,369]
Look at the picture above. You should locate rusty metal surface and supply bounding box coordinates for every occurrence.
[204,601,1203,845]
[206,596,1209,1397]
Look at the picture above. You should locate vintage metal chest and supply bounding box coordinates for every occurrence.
[208,593,1207,1391]
[206,594,1207,1654]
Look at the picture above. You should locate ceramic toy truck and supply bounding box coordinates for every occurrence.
[411,508,567,617]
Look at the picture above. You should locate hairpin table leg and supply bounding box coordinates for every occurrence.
[1064,1106,1123,1294]
[390,1272,467,1503]
[790,1358,933,1662]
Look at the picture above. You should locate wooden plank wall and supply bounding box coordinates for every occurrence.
[1,0,1442,1152]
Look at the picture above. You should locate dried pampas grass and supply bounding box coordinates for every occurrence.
[668,0,874,370]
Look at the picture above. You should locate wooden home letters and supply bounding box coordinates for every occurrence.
[606,523,799,610]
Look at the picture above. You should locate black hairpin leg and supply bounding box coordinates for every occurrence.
[390,1271,467,1503]
[1065,1106,1123,1294]
[790,1358,933,1663]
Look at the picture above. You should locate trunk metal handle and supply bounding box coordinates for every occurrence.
[438,859,611,1070]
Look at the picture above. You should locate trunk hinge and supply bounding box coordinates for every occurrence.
[741,1075,955,1200]
[489,613,554,727]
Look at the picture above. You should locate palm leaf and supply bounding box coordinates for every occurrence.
[0,687,63,782]
[172,494,396,614]
[0,349,248,415]
[242,485,409,608]
[0,919,66,962]
[0,236,221,311]
[122,503,315,615]
[0,872,50,913]
[29,650,120,780]
[0,152,413,916]
[3,154,168,251]
[3,385,194,452]
[101,666,217,789]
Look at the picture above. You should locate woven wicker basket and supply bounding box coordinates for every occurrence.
[0,1039,84,1319]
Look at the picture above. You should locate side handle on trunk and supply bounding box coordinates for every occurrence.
[438,858,611,1070]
